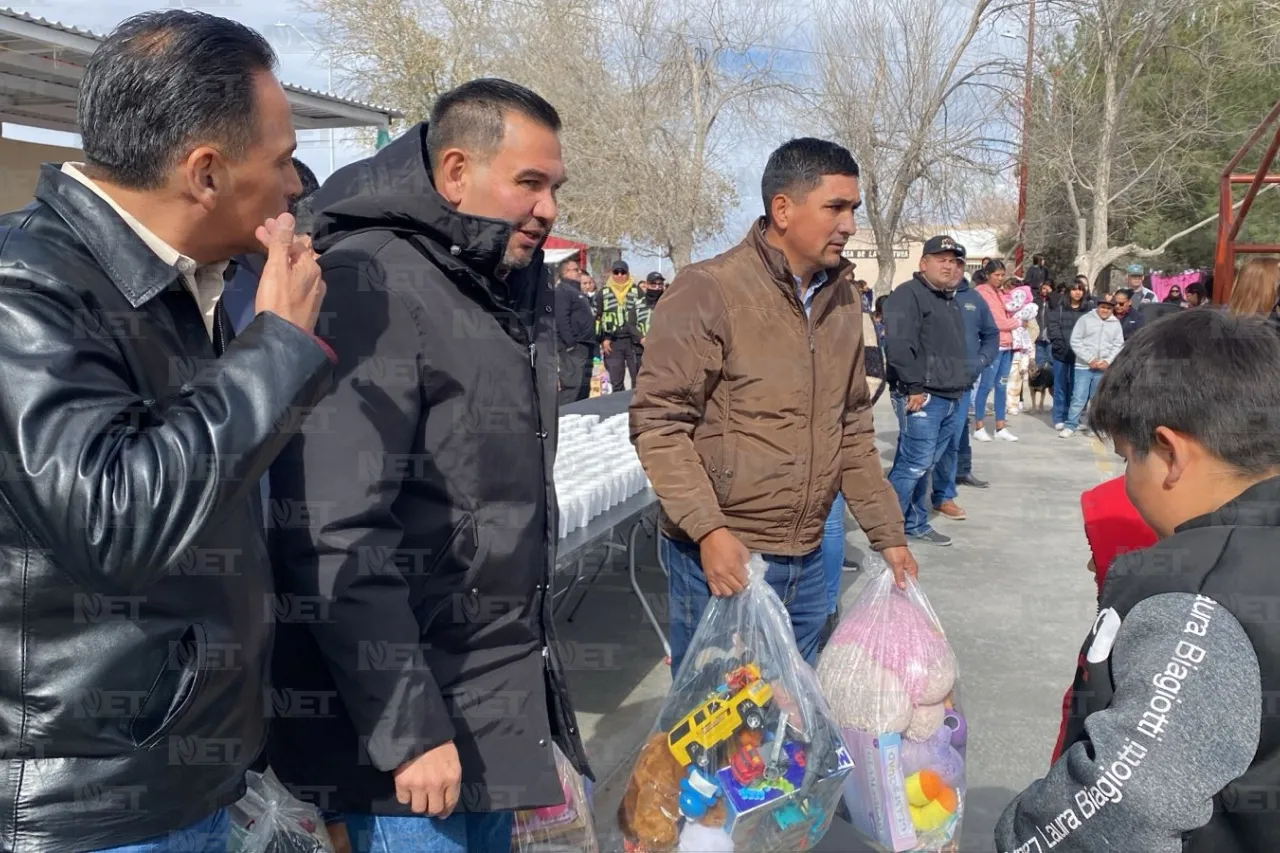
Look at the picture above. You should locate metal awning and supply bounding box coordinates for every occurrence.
[0,6,400,134]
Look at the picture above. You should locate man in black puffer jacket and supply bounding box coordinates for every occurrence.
[268,79,590,850]
[0,12,334,853]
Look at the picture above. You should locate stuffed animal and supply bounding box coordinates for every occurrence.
[904,702,945,742]
[618,733,685,852]
[825,592,956,706]
[816,639,913,733]
[901,724,965,788]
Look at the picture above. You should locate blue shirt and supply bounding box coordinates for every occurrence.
[795,270,830,318]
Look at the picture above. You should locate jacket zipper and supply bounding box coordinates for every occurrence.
[791,290,817,546]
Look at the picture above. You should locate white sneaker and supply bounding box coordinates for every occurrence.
[972,429,992,442]
[1053,422,1065,430]
[1009,403,1022,415]
[1059,428,1075,438]
[996,428,1019,442]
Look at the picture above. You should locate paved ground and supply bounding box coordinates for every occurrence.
[555,398,1123,852]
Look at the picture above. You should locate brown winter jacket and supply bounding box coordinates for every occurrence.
[629,221,906,556]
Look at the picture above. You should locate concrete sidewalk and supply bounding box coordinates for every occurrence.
[555,399,1121,852]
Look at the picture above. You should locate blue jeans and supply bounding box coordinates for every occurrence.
[663,535,828,678]
[1051,358,1074,424]
[930,390,973,506]
[888,393,966,536]
[974,349,1013,425]
[342,812,514,853]
[92,810,229,853]
[822,493,847,614]
[1065,367,1104,430]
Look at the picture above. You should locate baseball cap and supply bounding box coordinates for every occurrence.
[922,235,966,259]
[612,260,629,274]
[646,271,665,283]
[1126,264,1144,276]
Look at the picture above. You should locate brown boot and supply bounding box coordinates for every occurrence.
[933,500,967,521]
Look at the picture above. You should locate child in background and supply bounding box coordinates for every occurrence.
[1003,285,1039,415]
[997,309,1280,852]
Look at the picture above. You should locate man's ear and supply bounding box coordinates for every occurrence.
[1153,426,1191,489]
[433,148,469,206]
[769,193,791,230]
[180,145,223,211]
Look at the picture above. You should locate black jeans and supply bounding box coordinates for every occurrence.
[557,344,591,406]
[604,336,642,389]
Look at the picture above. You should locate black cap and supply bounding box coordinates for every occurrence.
[646,271,665,283]
[922,235,965,259]
[612,260,629,274]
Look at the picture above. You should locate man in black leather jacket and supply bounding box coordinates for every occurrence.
[268,79,590,851]
[0,12,334,853]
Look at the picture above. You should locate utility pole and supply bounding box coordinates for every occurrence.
[1014,0,1036,277]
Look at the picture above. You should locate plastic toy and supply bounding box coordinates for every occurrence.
[905,771,958,833]
[730,745,765,786]
[678,768,719,820]
[943,708,967,749]
[667,663,772,769]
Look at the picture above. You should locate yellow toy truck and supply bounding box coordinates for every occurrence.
[668,664,774,769]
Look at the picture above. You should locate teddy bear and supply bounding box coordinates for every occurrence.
[618,733,685,852]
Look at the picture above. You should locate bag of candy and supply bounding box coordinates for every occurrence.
[817,558,964,852]
[616,555,852,852]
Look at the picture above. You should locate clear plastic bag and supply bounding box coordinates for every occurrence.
[617,555,852,852]
[228,770,333,853]
[512,744,599,852]
[817,567,965,852]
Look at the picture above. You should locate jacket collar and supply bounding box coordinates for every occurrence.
[745,218,853,309]
[1177,476,1280,533]
[559,276,583,293]
[913,272,955,299]
[34,164,180,308]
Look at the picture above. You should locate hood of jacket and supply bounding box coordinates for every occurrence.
[309,122,544,298]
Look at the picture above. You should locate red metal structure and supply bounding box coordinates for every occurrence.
[1214,97,1280,305]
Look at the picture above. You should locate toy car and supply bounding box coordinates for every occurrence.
[730,745,765,786]
[668,666,773,768]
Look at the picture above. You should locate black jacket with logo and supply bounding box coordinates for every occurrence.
[267,123,590,816]
[882,273,970,399]
[0,167,335,851]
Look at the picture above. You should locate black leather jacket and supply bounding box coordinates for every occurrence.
[0,166,334,852]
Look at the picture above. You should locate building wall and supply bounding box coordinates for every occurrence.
[842,228,1004,290]
[0,137,83,212]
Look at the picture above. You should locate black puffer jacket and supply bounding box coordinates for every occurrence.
[0,166,335,851]
[1046,299,1091,362]
[267,123,590,815]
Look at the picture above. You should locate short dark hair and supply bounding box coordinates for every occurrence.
[1187,282,1207,299]
[1091,310,1280,472]
[557,256,580,275]
[761,138,859,221]
[78,11,277,190]
[1033,254,1045,265]
[292,157,320,199]
[425,78,561,172]
[288,158,321,233]
[1114,288,1134,300]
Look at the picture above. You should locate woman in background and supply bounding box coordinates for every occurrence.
[972,260,1022,442]
[1227,257,1280,319]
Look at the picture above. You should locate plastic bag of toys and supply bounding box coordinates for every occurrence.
[617,555,852,852]
[817,559,965,852]
[228,770,333,853]
[512,744,599,852]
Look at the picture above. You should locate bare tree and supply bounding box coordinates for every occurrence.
[813,0,1014,293]
[303,0,793,270]
[1030,0,1217,283]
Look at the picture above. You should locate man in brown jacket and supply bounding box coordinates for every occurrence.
[630,138,917,675]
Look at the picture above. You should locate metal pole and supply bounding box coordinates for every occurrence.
[326,60,335,175]
[1014,0,1036,277]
